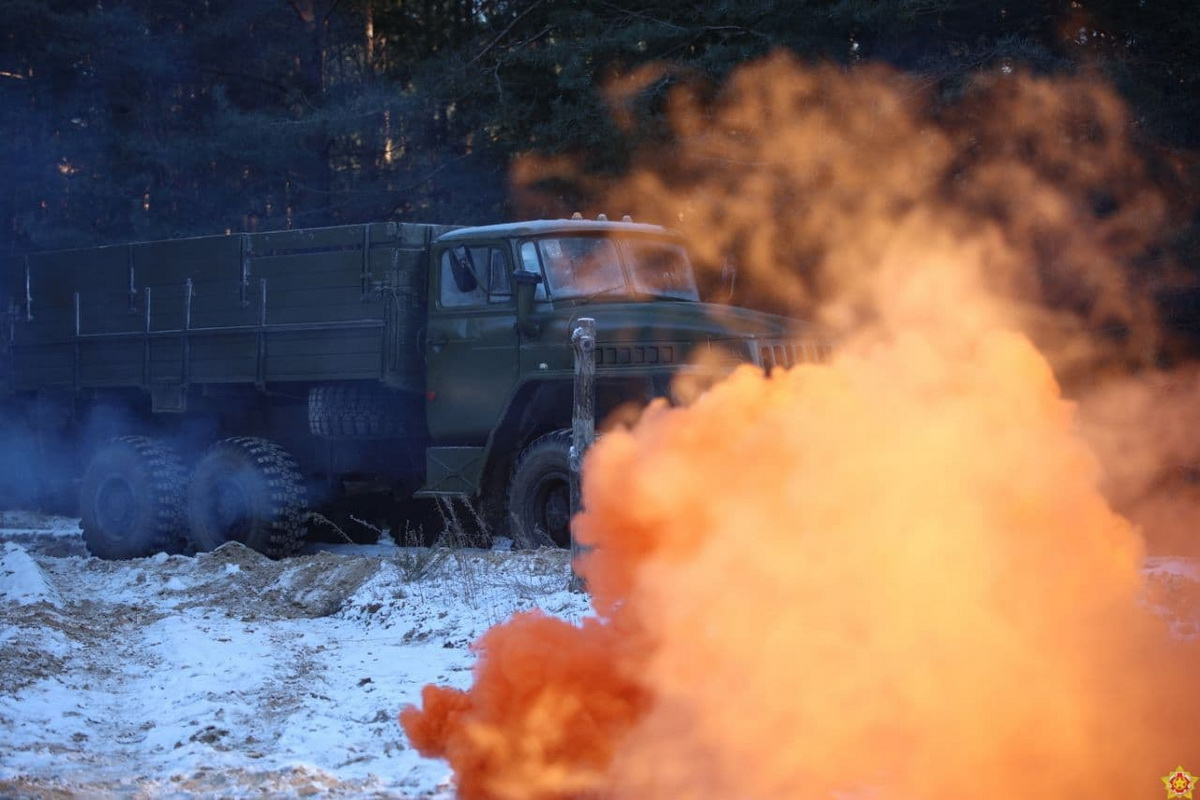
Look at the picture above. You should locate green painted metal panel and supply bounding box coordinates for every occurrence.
[251,252,366,283]
[3,222,442,399]
[79,340,142,385]
[148,339,185,384]
[261,328,384,382]
[10,344,73,390]
[249,222,396,252]
[189,335,258,383]
[418,446,486,496]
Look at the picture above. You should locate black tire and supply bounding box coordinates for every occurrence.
[507,430,574,549]
[79,436,187,560]
[307,383,414,438]
[186,437,308,558]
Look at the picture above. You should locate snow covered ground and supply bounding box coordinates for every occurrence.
[0,511,592,799]
[2,511,1199,800]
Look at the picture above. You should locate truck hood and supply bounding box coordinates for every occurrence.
[569,300,807,344]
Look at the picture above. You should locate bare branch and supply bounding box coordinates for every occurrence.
[468,0,547,67]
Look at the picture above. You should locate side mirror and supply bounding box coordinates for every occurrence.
[448,246,478,293]
[512,269,542,338]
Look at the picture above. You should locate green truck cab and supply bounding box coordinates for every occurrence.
[0,217,828,558]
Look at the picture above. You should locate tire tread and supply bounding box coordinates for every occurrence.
[80,435,187,559]
[187,437,307,558]
[507,429,574,549]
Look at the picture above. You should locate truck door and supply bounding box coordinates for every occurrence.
[424,243,519,442]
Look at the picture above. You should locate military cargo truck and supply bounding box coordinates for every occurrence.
[0,217,827,558]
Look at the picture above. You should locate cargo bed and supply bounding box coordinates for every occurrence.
[1,223,451,407]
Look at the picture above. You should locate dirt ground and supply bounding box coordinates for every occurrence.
[0,512,587,799]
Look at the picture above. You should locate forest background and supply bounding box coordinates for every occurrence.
[2,1,1198,326]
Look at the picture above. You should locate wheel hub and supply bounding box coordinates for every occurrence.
[94,477,134,539]
[537,479,572,548]
[212,478,253,543]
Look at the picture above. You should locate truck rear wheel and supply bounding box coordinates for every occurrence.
[186,437,308,559]
[79,436,187,560]
[507,430,573,549]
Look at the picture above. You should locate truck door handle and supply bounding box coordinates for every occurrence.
[428,336,448,352]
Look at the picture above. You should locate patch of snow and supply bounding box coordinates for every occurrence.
[1143,556,1200,639]
[0,515,592,798]
[1143,556,1200,580]
[0,543,61,606]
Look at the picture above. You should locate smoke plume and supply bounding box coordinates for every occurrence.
[402,55,1200,799]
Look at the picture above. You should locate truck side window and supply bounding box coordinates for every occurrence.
[520,241,547,300]
[440,250,487,307]
[440,246,513,307]
[487,248,512,304]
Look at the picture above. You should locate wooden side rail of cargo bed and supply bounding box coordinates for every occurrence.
[65,275,388,401]
[3,221,450,401]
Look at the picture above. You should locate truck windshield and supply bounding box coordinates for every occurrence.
[522,235,700,302]
[622,238,699,300]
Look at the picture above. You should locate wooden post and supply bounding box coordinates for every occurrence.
[569,317,596,593]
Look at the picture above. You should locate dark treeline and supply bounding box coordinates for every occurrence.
[1,0,1197,255]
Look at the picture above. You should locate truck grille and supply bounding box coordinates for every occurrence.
[595,344,677,367]
[754,340,833,371]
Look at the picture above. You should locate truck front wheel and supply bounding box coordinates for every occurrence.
[79,436,187,559]
[186,437,308,559]
[507,430,573,549]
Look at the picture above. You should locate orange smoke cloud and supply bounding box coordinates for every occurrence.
[401,56,1200,799]
[1077,365,1200,556]
[515,50,1200,555]
[578,342,1196,799]
[520,54,1183,382]
[403,333,1200,798]
[401,613,650,800]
